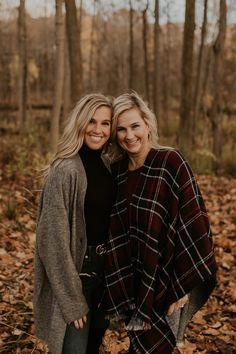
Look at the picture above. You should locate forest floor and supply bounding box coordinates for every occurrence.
[0,169,236,353]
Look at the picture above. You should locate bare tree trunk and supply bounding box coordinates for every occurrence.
[88,1,96,90]
[78,0,83,75]
[63,37,71,122]
[201,45,212,118]
[65,0,83,105]
[50,0,65,153]
[43,0,51,101]
[95,9,101,91]
[192,0,208,147]
[162,0,171,135]
[96,2,108,91]
[142,1,150,102]
[153,0,160,126]
[94,0,103,91]
[179,0,195,157]
[129,0,134,89]
[18,0,27,133]
[210,0,227,173]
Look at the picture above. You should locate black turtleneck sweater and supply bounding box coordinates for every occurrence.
[79,145,116,246]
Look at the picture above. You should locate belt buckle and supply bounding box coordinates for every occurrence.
[96,244,106,255]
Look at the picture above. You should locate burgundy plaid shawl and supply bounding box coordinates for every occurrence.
[103,148,217,354]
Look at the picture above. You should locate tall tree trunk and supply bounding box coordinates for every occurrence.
[192,0,208,147]
[63,37,71,122]
[162,0,171,135]
[153,0,160,126]
[78,0,83,93]
[129,0,134,89]
[210,0,227,173]
[65,0,83,105]
[18,0,27,133]
[142,1,150,102]
[95,1,102,91]
[50,0,65,153]
[201,45,212,119]
[179,0,195,158]
[95,14,101,91]
[89,1,96,90]
[43,0,51,101]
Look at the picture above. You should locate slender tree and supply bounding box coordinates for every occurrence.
[50,0,65,153]
[95,1,102,90]
[43,0,51,100]
[210,0,227,173]
[192,0,208,146]
[78,0,83,78]
[129,0,134,89]
[162,0,171,135]
[18,0,27,132]
[142,1,150,102]
[63,37,71,122]
[65,0,83,104]
[179,0,195,157]
[89,0,96,90]
[153,0,160,126]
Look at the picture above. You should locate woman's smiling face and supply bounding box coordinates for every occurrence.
[83,106,112,150]
[116,108,150,157]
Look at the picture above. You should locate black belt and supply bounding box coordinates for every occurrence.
[79,243,106,278]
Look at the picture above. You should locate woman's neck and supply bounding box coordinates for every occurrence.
[128,147,151,171]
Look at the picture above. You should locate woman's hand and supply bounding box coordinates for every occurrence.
[167,294,188,316]
[74,315,87,330]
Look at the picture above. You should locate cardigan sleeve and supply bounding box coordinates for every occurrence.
[36,167,89,324]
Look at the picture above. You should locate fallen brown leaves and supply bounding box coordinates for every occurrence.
[0,174,236,353]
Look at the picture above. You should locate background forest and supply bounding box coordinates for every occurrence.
[0,0,236,353]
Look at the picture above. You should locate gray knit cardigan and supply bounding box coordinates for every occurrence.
[33,153,110,354]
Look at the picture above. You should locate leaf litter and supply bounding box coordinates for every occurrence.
[0,175,236,353]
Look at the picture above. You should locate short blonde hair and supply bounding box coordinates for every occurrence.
[109,91,159,160]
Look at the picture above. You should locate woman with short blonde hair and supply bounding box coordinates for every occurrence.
[109,91,159,161]
[103,91,217,354]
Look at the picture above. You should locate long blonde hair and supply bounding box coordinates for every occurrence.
[44,93,113,177]
[109,91,160,161]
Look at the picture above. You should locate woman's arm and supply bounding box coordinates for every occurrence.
[36,167,89,324]
[167,294,189,316]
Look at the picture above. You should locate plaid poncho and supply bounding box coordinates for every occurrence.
[103,148,217,354]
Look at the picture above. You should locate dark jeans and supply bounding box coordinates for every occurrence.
[62,246,109,354]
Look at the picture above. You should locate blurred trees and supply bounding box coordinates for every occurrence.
[18,0,27,132]
[0,0,236,173]
[210,0,227,174]
[153,0,160,127]
[65,0,83,104]
[179,0,195,157]
[142,1,150,102]
[50,0,64,153]
[192,0,208,145]
[129,0,134,89]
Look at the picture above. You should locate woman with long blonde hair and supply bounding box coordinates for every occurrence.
[34,93,115,354]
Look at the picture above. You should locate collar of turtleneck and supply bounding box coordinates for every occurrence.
[79,144,103,158]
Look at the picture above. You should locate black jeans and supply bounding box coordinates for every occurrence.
[62,246,109,354]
